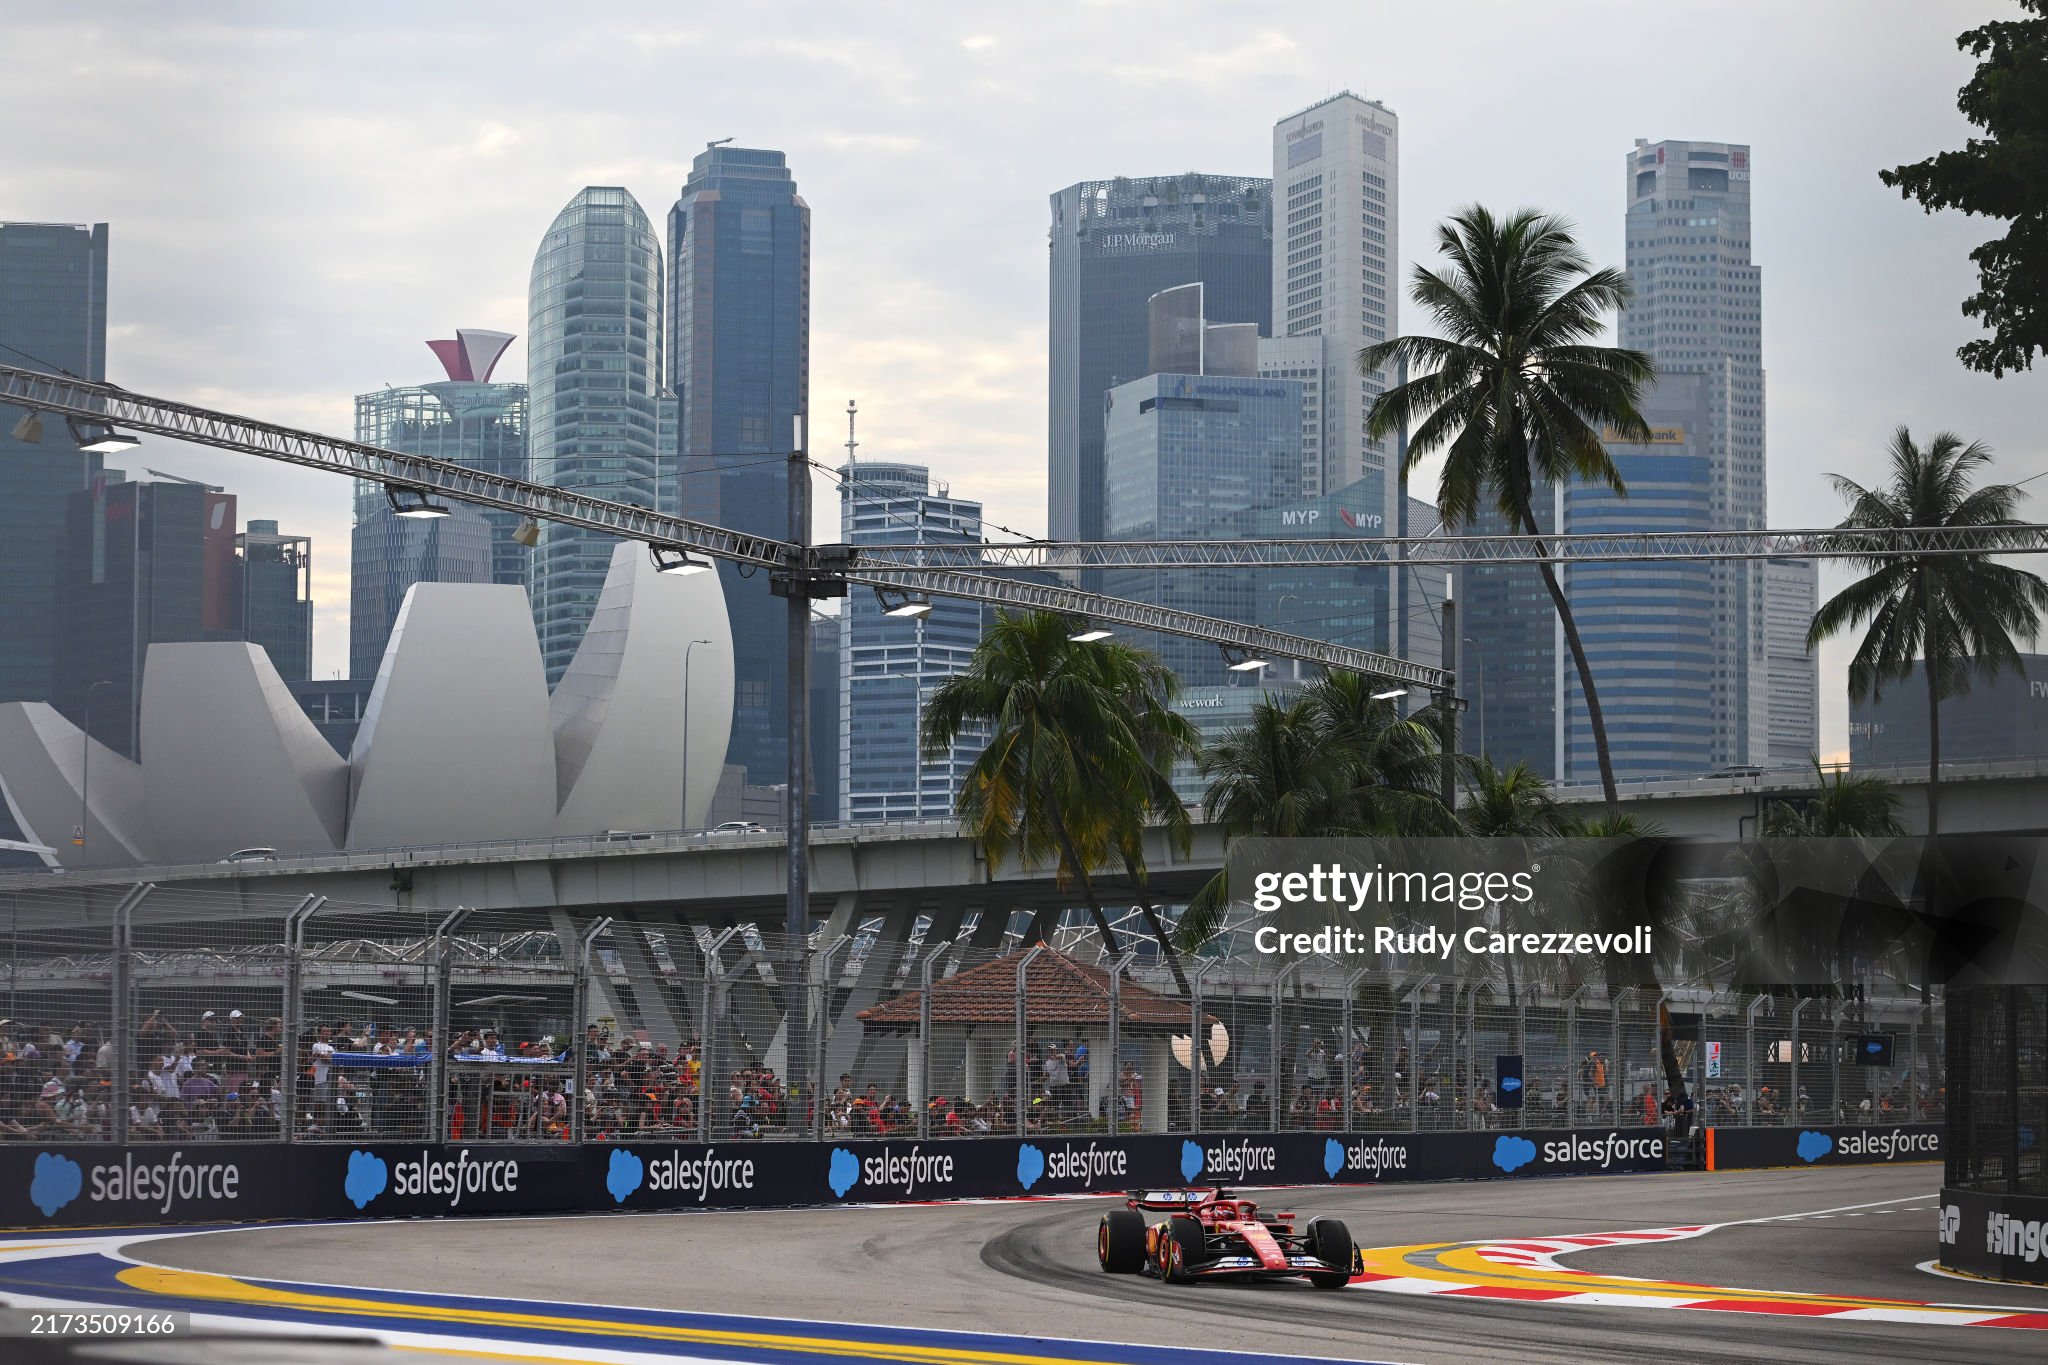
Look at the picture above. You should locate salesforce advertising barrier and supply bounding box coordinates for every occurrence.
[2,1126,1671,1227]
[1706,1124,1942,1171]
[1939,1187,2048,1287]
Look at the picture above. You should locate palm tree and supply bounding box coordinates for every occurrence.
[1809,428,2048,834]
[1760,758,1907,838]
[1175,672,1447,950]
[1361,206,1654,822]
[1458,757,1579,839]
[921,610,1199,990]
[1459,758,1579,1009]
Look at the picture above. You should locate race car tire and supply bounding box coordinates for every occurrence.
[1305,1217,1355,1290]
[1161,1216,1206,1285]
[1098,1209,1147,1274]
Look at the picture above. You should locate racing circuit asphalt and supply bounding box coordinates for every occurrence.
[134,1164,2044,1365]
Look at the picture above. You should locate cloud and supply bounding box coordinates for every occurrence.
[3,0,2038,740]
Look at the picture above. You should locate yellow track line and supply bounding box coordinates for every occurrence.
[118,1265,1139,1365]
[1355,1241,1993,1317]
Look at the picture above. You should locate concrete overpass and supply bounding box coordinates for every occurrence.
[2,757,2039,927]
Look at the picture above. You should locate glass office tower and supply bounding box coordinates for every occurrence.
[1049,174,1271,547]
[237,519,312,682]
[350,360,524,680]
[667,146,810,788]
[1102,372,1304,688]
[529,188,670,684]
[0,222,108,706]
[838,461,985,822]
[1562,138,1796,779]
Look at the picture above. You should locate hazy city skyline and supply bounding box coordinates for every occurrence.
[3,1,2040,761]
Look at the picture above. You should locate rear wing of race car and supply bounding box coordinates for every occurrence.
[1127,1188,1223,1209]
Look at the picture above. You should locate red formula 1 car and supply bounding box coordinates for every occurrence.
[1096,1188,1358,1288]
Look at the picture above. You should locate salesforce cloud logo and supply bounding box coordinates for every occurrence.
[30,1152,83,1218]
[343,1150,388,1210]
[1016,1143,1045,1192]
[827,1147,860,1199]
[1324,1139,1345,1179]
[607,1149,644,1204]
[1499,1076,1522,1094]
[1796,1131,1835,1163]
[343,1150,388,1209]
[1180,1140,1205,1184]
[1492,1136,1537,1174]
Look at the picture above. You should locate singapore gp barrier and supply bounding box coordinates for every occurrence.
[1703,1122,1943,1171]
[1938,1188,2048,1287]
[0,1126,1670,1228]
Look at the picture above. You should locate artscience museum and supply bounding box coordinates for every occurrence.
[0,541,735,868]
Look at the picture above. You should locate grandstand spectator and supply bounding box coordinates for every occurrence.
[192,1011,226,1064]
[1043,1041,1071,1119]
[1118,1062,1141,1123]
[137,1009,175,1067]
[248,1018,282,1088]
[1306,1039,1330,1095]
[478,1029,508,1060]
[35,1073,92,1136]
[1241,1080,1264,1129]
[1755,1085,1778,1119]
[1289,1084,1315,1128]
[182,1057,222,1110]
[1642,1087,1660,1126]
[128,1078,163,1138]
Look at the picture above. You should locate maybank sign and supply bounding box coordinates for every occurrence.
[1602,425,1687,445]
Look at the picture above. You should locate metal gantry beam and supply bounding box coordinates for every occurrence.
[845,524,2048,571]
[840,567,1441,687]
[0,363,1439,683]
[0,364,789,570]
[8,361,2045,689]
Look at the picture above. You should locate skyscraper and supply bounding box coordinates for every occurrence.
[837,461,986,822]
[350,333,525,680]
[54,477,239,758]
[0,222,108,707]
[529,189,671,685]
[237,519,312,682]
[1764,557,1818,765]
[1049,174,1272,547]
[1102,364,1305,687]
[1564,138,1775,780]
[1271,93,1401,654]
[667,146,809,788]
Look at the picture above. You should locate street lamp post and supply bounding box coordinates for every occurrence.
[681,638,710,833]
[78,679,116,861]
[1463,636,1485,763]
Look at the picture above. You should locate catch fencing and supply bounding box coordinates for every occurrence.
[0,884,1943,1148]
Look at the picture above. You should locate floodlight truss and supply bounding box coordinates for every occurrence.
[8,360,2047,695]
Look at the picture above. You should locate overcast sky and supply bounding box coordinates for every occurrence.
[4,0,2042,758]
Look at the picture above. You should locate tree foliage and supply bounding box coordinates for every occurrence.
[1881,2,2048,376]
